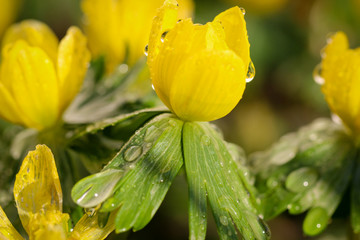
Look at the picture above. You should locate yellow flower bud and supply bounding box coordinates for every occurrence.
[147,0,251,122]
[0,20,90,130]
[318,32,360,137]
[81,0,193,73]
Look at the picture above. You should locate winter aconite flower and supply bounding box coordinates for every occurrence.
[0,20,90,130]
[81,0,193,73]
[0,145,115,240]
[147,0,251,122]
[317,32,360,138]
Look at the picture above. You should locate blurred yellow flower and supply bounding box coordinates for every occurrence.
[0,144,115,240]
[81,0,193,73]
[318,32,360,138]
[147,0,251,122]
[0,20,90,130]
[0,0,21,38]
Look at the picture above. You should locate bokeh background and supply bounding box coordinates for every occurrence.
[1,0,360,239]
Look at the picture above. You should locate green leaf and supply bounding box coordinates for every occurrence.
[351,157,360,233]
[68,108,168,172]
[183,122,270,240]
[64,58,152,124]
[251,118,356,236]
[71,114,184,232]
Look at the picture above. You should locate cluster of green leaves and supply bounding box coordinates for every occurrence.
[251,118,360,236]
[69,108,270,239]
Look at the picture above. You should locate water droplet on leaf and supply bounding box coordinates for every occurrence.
[220,216,229,226]
[303,207,329,236]
[201,135,211,146]
[246,61,255,83]
[124,146,142,162]
[144,125,162,142]
[285,167,318,193]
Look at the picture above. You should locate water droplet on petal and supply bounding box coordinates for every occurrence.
[144,45,149,56]
[151,84,155,90]
[201,135,211,146]
[240,7,246,15]
[313,64,325,85]
[246,61,255,83]
[285,167,318,193]
[161,31,169,42]
[124,146,142,162]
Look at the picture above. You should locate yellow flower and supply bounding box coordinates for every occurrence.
[318,32,360,138]
[0,20,90,130]
[147,0,251,122]
[0,145,115,240]
[81,0,193,73]
[0,0,21,38]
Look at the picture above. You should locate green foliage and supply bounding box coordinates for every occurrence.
[183,121,270,240]
[251,118,357,236]
[71,114,270,239]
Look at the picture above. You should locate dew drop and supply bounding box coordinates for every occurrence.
[144,45,149,56]
[144,125,162,142]
[246,61,255,83]
[303,207,329,236]
[124,146,142,162]
[240,7,246,15]
[257,216,271,238]
[118,64,128,74]
[151,84,155,90]
[313,64,325,85]
[220,216,229,226]
[285,167,318,193]
[168,119,177,127]
[94,193,99,197]
[161,31,169,42]
[201,135,211,146]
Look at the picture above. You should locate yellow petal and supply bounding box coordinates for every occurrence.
[57,26,90,114]
[147,0,179,71]
[13,145,63,234]
[213,6,251,67]
[321,32,360,136]
[28,211,69,240]
[0,82,37,128]
[0,206,24,240]
[68,211,116,240]
[2,20,59,62]
[0,40,59,130]
[151,18,228,113]
[82,0,193,73]
[170,49,246,121]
